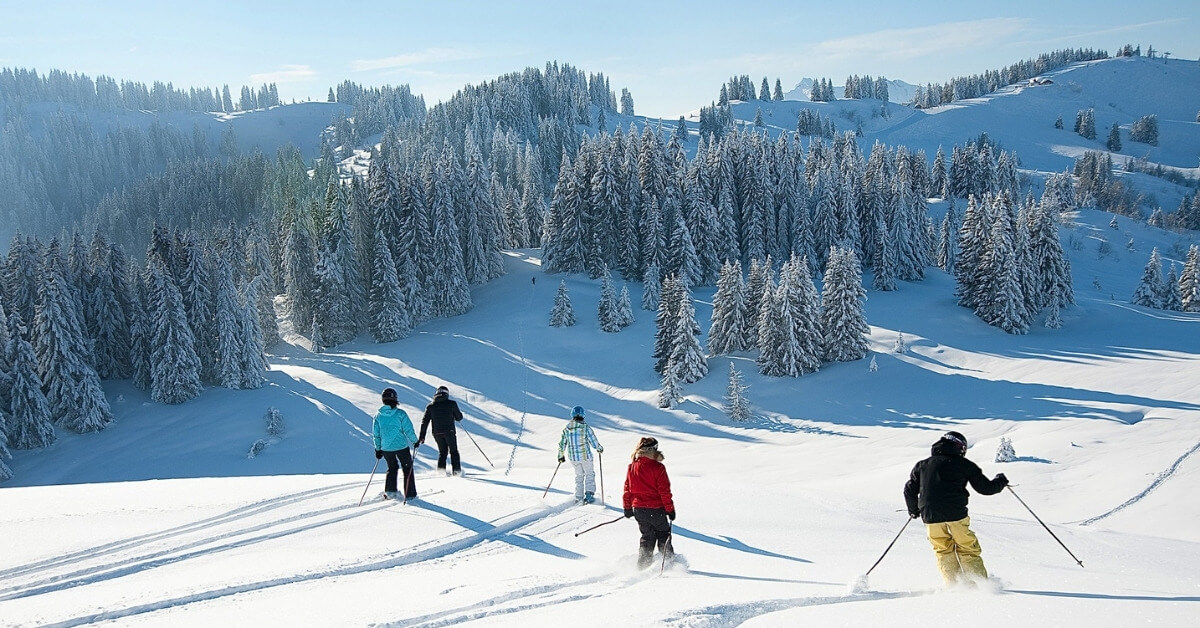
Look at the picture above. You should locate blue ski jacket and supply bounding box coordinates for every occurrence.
[373,405,418,451]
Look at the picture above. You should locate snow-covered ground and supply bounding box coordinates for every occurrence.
[5,54,1200,626]
[4,204,1199,626]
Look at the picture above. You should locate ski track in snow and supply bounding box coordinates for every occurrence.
[0,480,358,582]
[661,590,932,627]
[23,497,591,627]
[1078,439,1200,526]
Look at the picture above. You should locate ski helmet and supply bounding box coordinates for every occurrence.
[436,385,449,395]
[942,431,968,455]
[381,388,398,405]
[571,405,585,419]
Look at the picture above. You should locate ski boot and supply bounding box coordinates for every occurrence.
[583,491,595,504]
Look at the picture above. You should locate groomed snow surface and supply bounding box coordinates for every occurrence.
[3,206,1199,626]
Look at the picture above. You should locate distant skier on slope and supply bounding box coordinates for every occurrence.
[417,385,465,476]
[557,406,604,504]
[903,430,1008,586]
[373,388,419,500]
[623,437,675,569]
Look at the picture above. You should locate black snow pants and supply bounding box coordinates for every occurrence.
[382,449,417,498]
[633,507,674,568]
[433,432,462,473]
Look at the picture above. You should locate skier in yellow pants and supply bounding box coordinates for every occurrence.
[904,431,1008,586]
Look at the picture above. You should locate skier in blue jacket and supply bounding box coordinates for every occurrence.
[373,388,419,500]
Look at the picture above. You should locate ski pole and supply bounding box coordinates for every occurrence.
[864,516,914,577]
[661,530,673,575]
[543,460,562,498]
[574,515,625,537]
[461,424,495,468]
[598,451,606,505]
[403,449,417,505]
[1007,486,1085,568]
[357,458,381,507]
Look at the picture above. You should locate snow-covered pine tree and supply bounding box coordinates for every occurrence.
[549,280,577,327]
[174,232,216,382]
[146,258,203,405]
[369,236,410,343]
[707,260,749,355]
[428,162,473,318]
[244,223,281,349]
[744,257,769,348]
[265,407,285,437]
[598,267,621,333]
[5,311,54,449]
[893,331,907,353]
[820,247,870,362]
[873,217,897,291]
[641,261,661,311]
[1181,245,1200,312]
[724,362,751,422]
[283,208,318,334]
[1132,248,1164,309]
[85,236,131,379]
[755,272,783,375]
[1029,202,1075,315]
[976,197,1030,334]
[787,255,823,375]
[237,280,269,389]
[1163,265,1183,311]
[937,200,959,272]
[869,354,878,372]
[653,275,683,374]
[617,284,634,328]
[211,253,247,386]
[670,286,708,384]
[995,437,1017,463]
[35,260,112,432]
[658,359,681,408]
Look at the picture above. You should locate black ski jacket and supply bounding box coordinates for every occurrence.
[903,439,1007,524]
[420,392,463,439]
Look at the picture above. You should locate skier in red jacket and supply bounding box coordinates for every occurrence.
[622,436,675,568]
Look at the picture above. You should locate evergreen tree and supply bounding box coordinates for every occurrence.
[937,200,960,273]
[820,248,870,362]
[976,199,1030,334]
[669,286,708,384]
[212,255,245,387]
[549,280,577,327]
[1106,123,1122,151]
[174,232,216,382]
[1181,245,1200,312]
[283,210,318,335]
[1162,265,1183,311]
[707,260,749,355]
[1029,203,1075,314]
[893,331,907,353]
[146,259,203,404]
[641,261,661,311]
[617,284,635,328]
[724,362,752,421]
[773,78,785,101]
[873,217,897,291]
[86,238,132,379]
[369,236,410,342]
[598,267,622,332]
[5,311,55,449]
[237,280,269,389]
[35,264,112,433]
[1132,248,1164,308]
[995,437,1017,463]
[658,359,682,408]
[653,276,682,374]
[428,163,473,318]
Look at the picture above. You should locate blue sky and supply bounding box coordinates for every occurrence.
[1,1,1196,117]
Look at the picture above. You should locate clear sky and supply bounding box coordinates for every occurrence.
[1,1,1196,117]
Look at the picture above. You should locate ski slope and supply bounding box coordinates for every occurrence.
[3,205,1200,626]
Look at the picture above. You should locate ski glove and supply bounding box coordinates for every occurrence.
[624,508,634,518]
[995,473,1009,487]
[375,450,383,460]
[558,456,566,463]
[909,511,920,519]
[667,510,676,521]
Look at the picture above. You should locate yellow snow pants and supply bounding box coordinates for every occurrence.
[926,516,988,585]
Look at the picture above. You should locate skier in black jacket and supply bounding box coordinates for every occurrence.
[903,431,1008,586]
[417,385,464,475]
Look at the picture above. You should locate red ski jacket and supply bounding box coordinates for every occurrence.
[623,456,674,514]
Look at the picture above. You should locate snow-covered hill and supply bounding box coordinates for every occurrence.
[3,202,1199,625]
[786,76,919,104]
